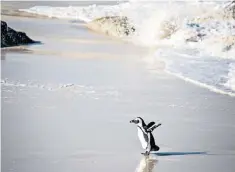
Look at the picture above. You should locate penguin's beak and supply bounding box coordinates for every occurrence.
[130,119,138,124]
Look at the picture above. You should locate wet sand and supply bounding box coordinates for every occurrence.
[1,2,235,172]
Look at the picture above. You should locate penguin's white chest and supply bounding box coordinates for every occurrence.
[137,127,148,149]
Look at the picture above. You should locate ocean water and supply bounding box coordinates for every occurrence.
[20,0,235,96]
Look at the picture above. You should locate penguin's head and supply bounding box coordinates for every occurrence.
[130,117,145,127]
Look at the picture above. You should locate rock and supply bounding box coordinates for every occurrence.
[186,33,206,42]
[1,21,40,48]
[223,0,235,19]
[87,16,135,38]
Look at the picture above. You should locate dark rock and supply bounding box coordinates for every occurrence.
[187,23,200,28]
[1,21,40,48]
[186,33,206,43]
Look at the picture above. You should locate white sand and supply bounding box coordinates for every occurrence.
[1,3,235,172]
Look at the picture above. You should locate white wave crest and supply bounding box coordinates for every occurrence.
[20,3,129,22]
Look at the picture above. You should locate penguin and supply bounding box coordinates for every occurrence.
[130,117,161,155]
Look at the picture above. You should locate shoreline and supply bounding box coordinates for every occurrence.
[2,13,235,97]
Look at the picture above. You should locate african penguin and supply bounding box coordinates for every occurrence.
[130,117,161,155]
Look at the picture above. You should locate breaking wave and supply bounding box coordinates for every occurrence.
[225,63,235,91]
[20,0,235,96]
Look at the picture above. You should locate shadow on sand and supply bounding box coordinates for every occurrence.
[152,151,207,156]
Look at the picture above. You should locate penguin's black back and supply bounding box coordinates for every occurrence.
[150,132,160,151]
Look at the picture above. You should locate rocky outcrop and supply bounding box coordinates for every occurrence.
[1,21,40,48]
[223,0,235,19]
[87,16,135,38]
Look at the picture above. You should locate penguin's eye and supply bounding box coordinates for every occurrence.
[137,120,140,123]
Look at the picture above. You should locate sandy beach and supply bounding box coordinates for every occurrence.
[1,1,235,172]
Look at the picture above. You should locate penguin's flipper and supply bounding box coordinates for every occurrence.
[145,122,155,131]
[146,122,161,132]
[146,122,155,128]
[147,125,157,132]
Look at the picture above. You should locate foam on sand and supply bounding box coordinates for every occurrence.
[1,79,121,100]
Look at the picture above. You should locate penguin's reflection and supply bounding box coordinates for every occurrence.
[135,156,158,172]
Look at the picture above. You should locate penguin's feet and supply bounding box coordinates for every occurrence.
[141,151,150,156]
